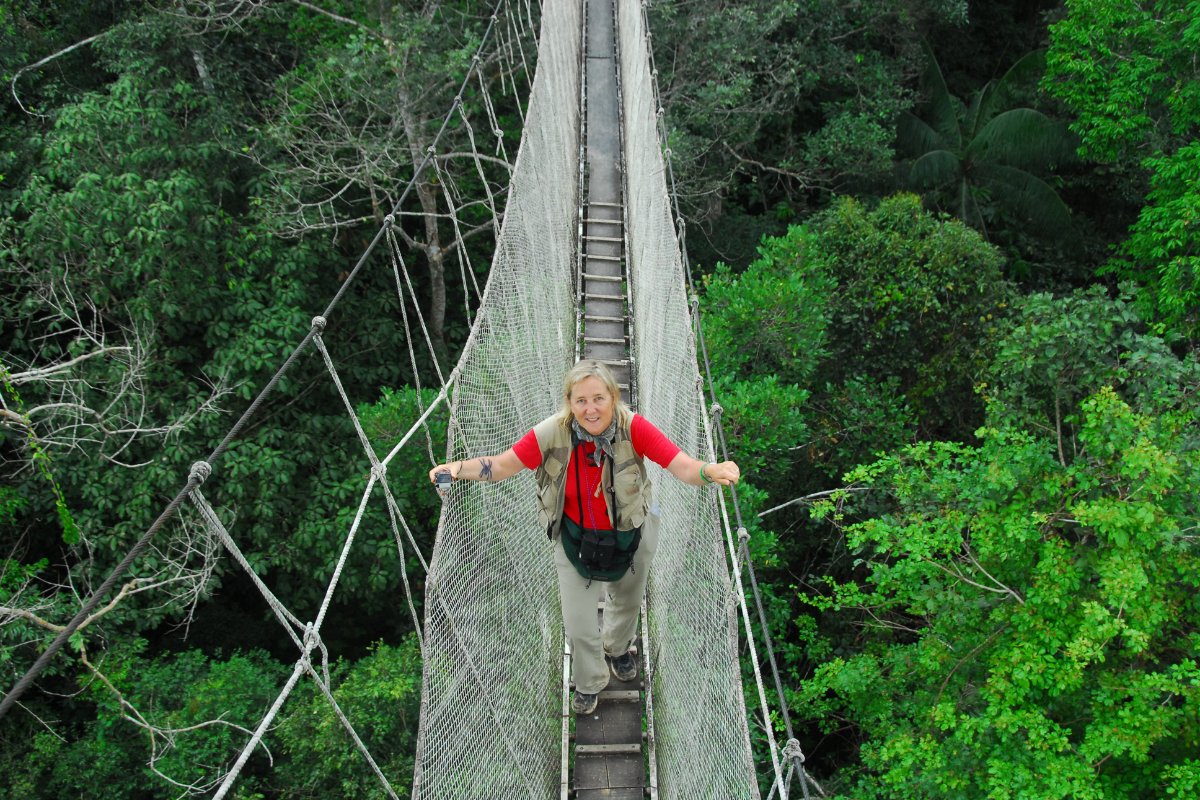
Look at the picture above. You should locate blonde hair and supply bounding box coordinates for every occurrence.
[557,359,633,429]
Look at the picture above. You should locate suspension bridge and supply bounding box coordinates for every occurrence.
[0,0,817,797]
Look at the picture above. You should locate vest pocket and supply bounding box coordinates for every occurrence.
[612,468,648,526]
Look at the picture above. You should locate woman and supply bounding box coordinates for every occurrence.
[428,360,740,714]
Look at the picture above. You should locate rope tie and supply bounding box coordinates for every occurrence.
[383,214,395,227]
[657,107,665,117]
[782,738,805,764]
[371,463,388,482]
[303,622,319,653]
[737,527,750,543]
[427,144,436,154]
[311,316,327,333]
[710,402,724,417]
[690,294,699,308]
[189,461,212,485]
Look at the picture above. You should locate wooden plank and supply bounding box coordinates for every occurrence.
[576,744,642,755]
[577,789,645,800]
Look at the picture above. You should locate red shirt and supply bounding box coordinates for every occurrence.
[512,415,681,530]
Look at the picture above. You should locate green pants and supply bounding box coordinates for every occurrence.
[554,512,660,695]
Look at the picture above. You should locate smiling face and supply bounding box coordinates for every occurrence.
[569,375,614,435]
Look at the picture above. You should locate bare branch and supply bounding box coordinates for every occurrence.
[11,31,108,118]
[288,0,392,44]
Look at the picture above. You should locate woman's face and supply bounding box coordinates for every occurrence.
[569,375,614,435]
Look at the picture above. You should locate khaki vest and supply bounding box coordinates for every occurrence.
[533,414,653,540]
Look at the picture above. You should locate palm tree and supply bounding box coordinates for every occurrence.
[896,42,1080,245]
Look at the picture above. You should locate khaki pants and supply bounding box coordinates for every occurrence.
[554,513,660,694]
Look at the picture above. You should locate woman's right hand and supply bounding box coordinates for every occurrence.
[428,462,460,484]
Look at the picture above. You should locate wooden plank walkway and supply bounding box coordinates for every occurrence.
[567,0,653,795]
[572,601,646,798]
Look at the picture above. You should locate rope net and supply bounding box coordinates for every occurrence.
[410,0,580,794]
[618,0,761,796]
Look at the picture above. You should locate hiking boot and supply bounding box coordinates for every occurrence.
[608,650,638,682]
[572,690,599,715]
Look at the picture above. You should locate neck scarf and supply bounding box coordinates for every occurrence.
[570,415,619,467]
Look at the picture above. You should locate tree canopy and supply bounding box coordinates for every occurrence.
[2,0,1199,796]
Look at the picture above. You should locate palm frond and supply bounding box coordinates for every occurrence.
[896,110,949,158]
[907,149,960,191]
[918,40,962,151]
[964,83,995,141]
[974,162,1080,246]
[969,109,1079,172]
[986,49,1047,120]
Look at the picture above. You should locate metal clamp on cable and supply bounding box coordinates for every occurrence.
[189,461,212,486]
[311,315,327,333]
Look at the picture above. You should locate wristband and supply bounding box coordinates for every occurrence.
[700,462,715,484]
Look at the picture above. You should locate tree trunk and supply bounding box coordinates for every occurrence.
[417,178,450,365]
[397,88,450,367]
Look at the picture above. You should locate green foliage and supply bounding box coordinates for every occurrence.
[795,293,1200,797]
[1111,143,1200,334]
[0,638,422,799]
[274,636,423,798]
[810,194,1009,436]
[897,43,1080,245]
[986,285,1198,440]
[1,644,288,799]
[703,227,833,386]
[647,0,966,215]
[1044,0,1200,332]
[1043,0,1200,163]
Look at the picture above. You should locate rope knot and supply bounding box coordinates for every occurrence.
[371,463,388,482]
[189,461,212,485]
[427,144,436,154]
[710,402,724,417]
[303,623,319,652]
[493,128,503,137]
[311,316,327,333]
[782,738,805,764]
[383,214,395,227]
[689,294,700,308]
[737,526,750,543]
[657,107,665,117]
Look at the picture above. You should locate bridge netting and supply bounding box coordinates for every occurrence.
[413,0,759,796]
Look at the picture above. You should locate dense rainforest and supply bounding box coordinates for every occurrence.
[1,0,1197,797]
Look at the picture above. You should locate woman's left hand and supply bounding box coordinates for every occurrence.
[705,461,741,486]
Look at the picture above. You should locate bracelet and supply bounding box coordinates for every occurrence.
[700,462,715,484]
